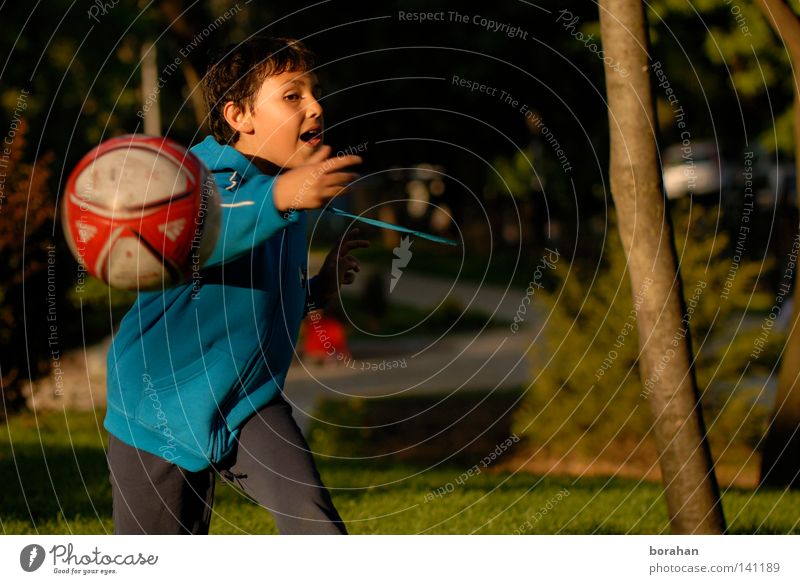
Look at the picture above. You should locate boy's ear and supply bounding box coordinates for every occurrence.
[222,101,254,136]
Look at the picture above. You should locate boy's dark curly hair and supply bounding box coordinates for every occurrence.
[202,36,316,144]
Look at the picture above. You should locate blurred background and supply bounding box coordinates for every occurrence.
[2,0,799,534]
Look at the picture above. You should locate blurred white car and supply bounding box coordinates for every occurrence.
[662,142,731,200]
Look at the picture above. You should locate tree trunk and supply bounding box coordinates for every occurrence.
[156,0,211,131]
[599,0,726,533]
[754,0,800,490]
[141,41,161,137]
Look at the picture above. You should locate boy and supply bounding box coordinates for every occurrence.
[104,36,368,534]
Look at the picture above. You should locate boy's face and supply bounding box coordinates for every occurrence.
[239,69,324,169]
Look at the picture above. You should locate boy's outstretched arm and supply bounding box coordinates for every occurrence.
[204,145,361,268]
[306,228,370,313]
[272,145,361,214]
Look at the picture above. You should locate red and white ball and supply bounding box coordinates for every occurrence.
[62,135,220,290]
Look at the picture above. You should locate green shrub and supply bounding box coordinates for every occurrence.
[512,201,777,459]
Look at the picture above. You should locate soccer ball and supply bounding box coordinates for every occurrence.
[62,135,220,290]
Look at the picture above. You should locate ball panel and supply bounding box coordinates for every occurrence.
[62,201,115,274]
[100,229,170,290]
[73,147,194,218]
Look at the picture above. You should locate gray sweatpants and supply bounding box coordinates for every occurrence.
[107,393,347,535]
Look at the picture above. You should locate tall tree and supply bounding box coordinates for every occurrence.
[753,0,800,489]
[599,0,726,533]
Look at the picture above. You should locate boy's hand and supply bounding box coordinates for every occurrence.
[311,228,370,308]
[273,145,361,214]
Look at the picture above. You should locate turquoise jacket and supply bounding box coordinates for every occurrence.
[104,135,312,471]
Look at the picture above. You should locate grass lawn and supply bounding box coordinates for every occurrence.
[1,409,798,535]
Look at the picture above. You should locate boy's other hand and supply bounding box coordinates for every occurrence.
[273,145,362,214]
[311,228,370,308]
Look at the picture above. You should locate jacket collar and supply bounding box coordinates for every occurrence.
[190,136,266,184]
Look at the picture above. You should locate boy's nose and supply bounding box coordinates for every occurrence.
[305,96,323,119]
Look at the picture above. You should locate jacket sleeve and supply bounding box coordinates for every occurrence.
[203,173,300,268]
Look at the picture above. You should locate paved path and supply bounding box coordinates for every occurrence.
[285,257,546,432]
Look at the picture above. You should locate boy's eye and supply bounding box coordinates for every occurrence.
[284,93,300,102]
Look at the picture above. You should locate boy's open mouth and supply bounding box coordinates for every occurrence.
[299,127,322,147]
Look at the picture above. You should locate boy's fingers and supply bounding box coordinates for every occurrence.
[339,231,369,253]
[342,240,370,252]
[322,185,351,198]
[343,229,370,245]
[306,145,332,164]
[342,229,361,241]
[320,155,362,173]
[323,172,360,187]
